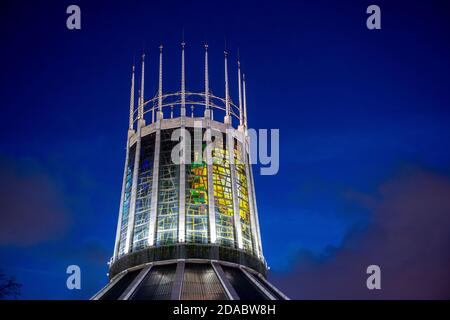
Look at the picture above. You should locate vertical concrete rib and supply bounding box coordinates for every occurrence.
[247,139,263,259]
[90,271,128,300]
[119,265,152,300]
[206,119,217,243]
[179,42,187,243]
[125,125,142,254]
[211,262,239,300]
[178,117,186,243]
[229,131,243,249]
[113,134,132,261]
[170,260,186,300]
[244,137,259,257]
[240,266,276,300]
[256,273,290,300]
[148,122,161,246]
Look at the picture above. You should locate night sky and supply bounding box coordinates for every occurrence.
[1,0,450,299]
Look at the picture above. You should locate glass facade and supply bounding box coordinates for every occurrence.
[185,128,209,243]
[156,129,180,245]
[118,145,136,256]
[116,126,258,258]
[234,139,254,253]
[132,133,156,251]
[212,132,235,247]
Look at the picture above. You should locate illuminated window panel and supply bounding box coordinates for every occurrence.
[212,133,235,248]
[234,139,254,253]
[185,128,209,244]
[132,133,156,251]
[156,129,180,246]
[118,145,136,256]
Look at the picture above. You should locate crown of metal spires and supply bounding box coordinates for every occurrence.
[127,42,249,130]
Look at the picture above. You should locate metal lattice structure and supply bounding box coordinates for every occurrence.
[93,43,288,300]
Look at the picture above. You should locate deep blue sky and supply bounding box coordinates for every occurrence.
[1,0,450,299]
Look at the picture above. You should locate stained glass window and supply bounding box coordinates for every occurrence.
[156,129,180,245]
[132,133,156,251]
[185,128,209,243]
[234,139,253,253]
[212,132,235,247]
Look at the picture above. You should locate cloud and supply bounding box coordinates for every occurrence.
[270,167,450,299]
[0,157,69,245]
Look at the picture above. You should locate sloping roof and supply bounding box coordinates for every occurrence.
[92,260,288,300]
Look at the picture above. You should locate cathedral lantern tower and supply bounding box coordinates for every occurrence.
[92,43,288,300]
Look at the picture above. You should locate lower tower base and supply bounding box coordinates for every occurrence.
[92,244,288,300]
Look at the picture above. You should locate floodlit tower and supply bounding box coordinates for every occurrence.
[92,43,288,300]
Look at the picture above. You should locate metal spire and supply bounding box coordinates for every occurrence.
[158,45,163,114]
[237,58,243,126]
[243,73,248,128]
[224,51,230,123]
[139,53,145,120]
[129,64,135,130]
[181,41,186,116]
[204,43,210,113]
